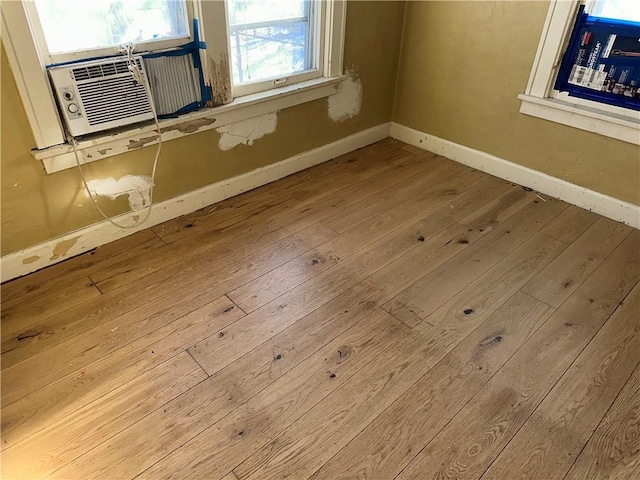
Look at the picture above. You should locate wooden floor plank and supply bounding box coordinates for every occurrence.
[231,230,569,480]
[522,216,631,308]
[482,281,640,480]
[1,276,102,345]
[227,167,495,313]
[393,231,640,480]
[458,185,536,232]
[1,296,243,447]
[50,309,408,479]
[1,224,335,404]
[88,194,344,293]
[322,160,470,233]
[564,362,640,480]
[43,280,382,479]
[0,229,164,304]
[382,193,566,327]
[1,351,207,480]
[1,222,334,372]
[310,292,554,480]
[538,204,600,243]
[136,310,409,480]
[188,220,473,376]
[147,143,418,253]
[150,139,405,243]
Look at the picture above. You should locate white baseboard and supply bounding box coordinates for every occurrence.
[390,122,640,230]
[1,123,391,282]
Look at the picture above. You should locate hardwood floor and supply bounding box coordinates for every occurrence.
[2,139,639,480]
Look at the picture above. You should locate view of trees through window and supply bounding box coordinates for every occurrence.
[227,0,314,85]
[33,0,189,54]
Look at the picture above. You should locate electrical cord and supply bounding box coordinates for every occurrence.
[72,43,161,230]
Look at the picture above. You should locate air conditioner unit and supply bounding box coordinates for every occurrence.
[48,56,154,137]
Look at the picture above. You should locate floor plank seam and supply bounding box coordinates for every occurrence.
[382,305,432,329]
[88,276,105,295]
[185,348,209,377]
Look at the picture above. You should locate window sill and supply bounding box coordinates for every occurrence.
[518,94,640,146]
[33,75,345,174]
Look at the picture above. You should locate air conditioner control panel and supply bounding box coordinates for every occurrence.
[59,87,82,120]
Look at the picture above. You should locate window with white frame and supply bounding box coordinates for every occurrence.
[31,0,192,64]
[228,0,322,96]
[519,0,640,145]
[1,0,346,157]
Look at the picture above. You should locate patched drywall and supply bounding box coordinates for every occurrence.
[328,68,363,122]
[216,113,278,151]
[86,175,153,211]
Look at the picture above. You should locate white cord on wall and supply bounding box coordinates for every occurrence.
[72,43,162,230]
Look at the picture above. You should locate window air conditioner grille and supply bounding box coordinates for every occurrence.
[72,59,137,81]
[77,76,152,126]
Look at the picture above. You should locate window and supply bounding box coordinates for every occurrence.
[519,0,640,145]
[31,0,191,63]
[1,0,346,163]
[228,0,321,96]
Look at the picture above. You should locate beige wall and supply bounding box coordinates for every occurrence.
[0,1,406,255]
[393,1,640,206]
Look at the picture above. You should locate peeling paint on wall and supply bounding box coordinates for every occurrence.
[216,113,278,151]
[127,136,158,151]
[86,175,153,211]
[328,67,363,122]
[50,237,78,261]
[162,117,217,135]
[209,53,232,106]
[22,255,40,265]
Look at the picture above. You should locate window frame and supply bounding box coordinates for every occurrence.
[228,0,325,97]
[1,0,347,156]
[519,0,640,145]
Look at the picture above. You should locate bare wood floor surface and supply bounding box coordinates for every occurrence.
[2,139,639,480]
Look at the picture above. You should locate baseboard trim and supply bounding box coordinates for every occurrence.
[390,122,640,230]
[2,123,392,282]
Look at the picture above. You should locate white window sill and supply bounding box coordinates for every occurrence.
[33,75,345,174]
[518,94,640,146]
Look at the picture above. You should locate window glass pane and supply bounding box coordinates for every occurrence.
[33,0,190,54]
[228,0,315,85]
[590,0,640,23]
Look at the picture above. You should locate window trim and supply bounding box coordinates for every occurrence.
[1,0,347,158]
[519,0,640,145]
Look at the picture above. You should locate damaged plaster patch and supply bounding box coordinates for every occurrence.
[86,175,153,211]
[22,255,40,265]
[50,237,79,261]
[328,68,362,122]
[216,112,278,151]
